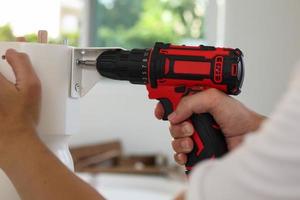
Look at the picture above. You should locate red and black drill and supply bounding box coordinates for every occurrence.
[95,42,244,173]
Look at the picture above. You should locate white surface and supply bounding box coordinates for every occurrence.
[70,81,174,161]
[77,173,185,200]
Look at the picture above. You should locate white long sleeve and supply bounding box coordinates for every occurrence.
[187,64,300,200]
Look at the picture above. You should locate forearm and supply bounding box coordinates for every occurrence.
[1,130,105,200]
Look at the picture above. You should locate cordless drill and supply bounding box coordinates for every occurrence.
[86,42,244,173]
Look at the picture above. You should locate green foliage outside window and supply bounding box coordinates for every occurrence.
[95,0,206,48]
[0,24,14,41]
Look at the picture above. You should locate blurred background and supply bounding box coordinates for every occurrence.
[1,0,300,199]
[0,0,207,47]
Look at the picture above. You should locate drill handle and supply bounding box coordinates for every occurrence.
[158,99,228,173]
[186,113,228,173]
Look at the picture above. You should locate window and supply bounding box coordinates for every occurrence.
[0,0,83,46]
[88,0,207,48]
[0,0,207,48]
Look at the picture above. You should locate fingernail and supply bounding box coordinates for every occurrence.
[182,124,193,135]
[168,112,176,121]
[181,140,190,149]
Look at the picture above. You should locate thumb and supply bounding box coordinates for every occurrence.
[168,89,225,124]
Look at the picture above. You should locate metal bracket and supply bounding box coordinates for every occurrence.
[70,47,124,98]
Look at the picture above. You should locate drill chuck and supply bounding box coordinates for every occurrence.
[96,49,149,84]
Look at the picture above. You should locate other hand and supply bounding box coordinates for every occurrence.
[0,49,41,165]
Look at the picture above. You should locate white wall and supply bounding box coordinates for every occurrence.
[222,0,300,115]
[70,0,300,160]
[70,81,173,160]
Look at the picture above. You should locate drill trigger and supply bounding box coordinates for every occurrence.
[158,98,173,120]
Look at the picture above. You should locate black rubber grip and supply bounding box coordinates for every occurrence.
[185,113,228,173]
[159,98,173,120]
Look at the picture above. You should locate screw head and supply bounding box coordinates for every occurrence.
[75,83,80,92]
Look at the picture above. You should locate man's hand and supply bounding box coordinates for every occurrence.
[0,49,41,166]
[155,88,265,165]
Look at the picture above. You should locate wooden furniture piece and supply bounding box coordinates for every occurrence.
[70,140,169,175]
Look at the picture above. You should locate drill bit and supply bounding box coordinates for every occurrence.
[76,59,97,66]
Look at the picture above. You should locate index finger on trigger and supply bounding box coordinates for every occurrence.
[154,102,164,120]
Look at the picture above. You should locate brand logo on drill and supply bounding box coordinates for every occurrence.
[214,56,223,83]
